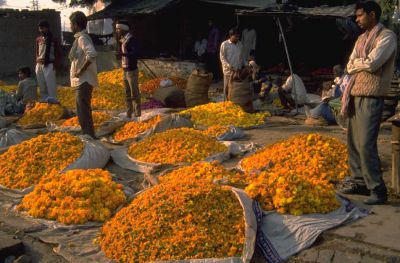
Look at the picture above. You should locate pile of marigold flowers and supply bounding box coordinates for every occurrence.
[62,111,112,129]
[245,165,340,215]
[113,115,162,142]
[0,84,18,93]
[99,178,245,262]
[140,76,187,94]
[57,86,76,109]
[201,125,230,138]
[240,133,349,181]
[18,103,65,126]
[18,169,126,225]
[180,101,269,128]
[0,132,83,189]
[239,134,347,215]
[160,162,249,188]
[128,128,227,164]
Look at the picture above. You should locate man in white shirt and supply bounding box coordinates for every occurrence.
[278,73,307,108]
[220,28,244,99]
[69,11,98,138]
[194,33,207,62]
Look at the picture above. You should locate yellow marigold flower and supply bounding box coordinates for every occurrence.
[180,101,269,128]
[160,162,250,188]
[128,128,227,164]
[245,165,340,215]
[62,111,112,129]
[17,103,65,126]
[99,180,245,262]
[113,115,161,142]
[0,132,83,189]
[241,133,349,182]
[18,169,126,225]
[201,125,230,138]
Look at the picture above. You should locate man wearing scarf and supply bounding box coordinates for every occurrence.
[339,1,397,205]
[35,20,61,103]
[115,21,141,118]
[69,11,98,138]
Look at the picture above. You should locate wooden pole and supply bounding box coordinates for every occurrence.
[392,122,400,194]
[276,17,298,113]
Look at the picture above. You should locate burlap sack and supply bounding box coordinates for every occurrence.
[185,70,213,107]
[228,68,254,113]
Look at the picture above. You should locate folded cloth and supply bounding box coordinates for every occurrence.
[254,195,369,263]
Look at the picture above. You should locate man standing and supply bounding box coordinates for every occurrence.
[340,1,397,205]
[206,19,220,81]
[69,11,97,138]
[115,21,141,118]
[35,20,61,103]
[220,28,243,99]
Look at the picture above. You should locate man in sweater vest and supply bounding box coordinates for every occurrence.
[116,21,141,118]
[339,1,397,205]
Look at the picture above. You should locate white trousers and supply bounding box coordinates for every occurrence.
[35,63,57,100]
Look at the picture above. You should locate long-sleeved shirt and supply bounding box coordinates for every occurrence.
[207,27,220,54]
[69,30,98,88]
[121,33,140,71]
[220,40,244,75]
[16,78,37,103]
[347,27,397,97]
[282,74,307,104]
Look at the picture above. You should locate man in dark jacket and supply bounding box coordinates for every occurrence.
[35,20,62,103]
[116,21,141,118]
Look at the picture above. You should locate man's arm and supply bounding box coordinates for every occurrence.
[220,42,231,70]
[122,38,139,59]
[349,31,396,74]
[75,36,97,77]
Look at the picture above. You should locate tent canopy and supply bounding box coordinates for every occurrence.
[88,0,277,20]
[236,4,356,18]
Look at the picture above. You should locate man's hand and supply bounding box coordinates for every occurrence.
[36,58,45,64]
[74,69,82,78]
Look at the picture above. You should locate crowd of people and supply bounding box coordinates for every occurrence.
[3,1,397,205]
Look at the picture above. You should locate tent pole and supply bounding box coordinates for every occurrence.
[276,16,298,114]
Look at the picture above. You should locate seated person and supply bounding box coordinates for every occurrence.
[277,72,307,109]
[16,66,37,113]
[308,65,348,124]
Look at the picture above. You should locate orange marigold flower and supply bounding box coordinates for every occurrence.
[0,132,84,189]
[127,128,227,164]
[17,103,64,126]
[99,180,245,262]
[18,169,126,224]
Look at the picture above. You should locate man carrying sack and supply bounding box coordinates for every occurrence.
[339,1,397,205]
[116,21,141,118]
[220,27,244,100]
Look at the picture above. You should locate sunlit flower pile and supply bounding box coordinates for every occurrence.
[128,128,227,164]
[180,101,269,128]
[99,179,245,262]
[0,132,84,189]
[0,84,18,92]
[240,134,349,181]
[62,111,112,129]
[201,125,230,138]
[17,103,64,126]
[245,166,340,215]
[97,69,150,87]
[17,169,126,225]
[113,115,162,142]
[140,76,187,94]
[57,87,76,109]
[160,162,249,188]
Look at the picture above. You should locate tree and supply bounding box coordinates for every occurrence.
[52,0,111,7]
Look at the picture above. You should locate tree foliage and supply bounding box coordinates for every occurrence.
[51,0,111,7]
